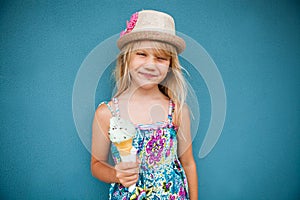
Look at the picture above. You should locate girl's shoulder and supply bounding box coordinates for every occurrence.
[173,102,190,126]
[95,100,114,121]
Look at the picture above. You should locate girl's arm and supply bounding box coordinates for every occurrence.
[177,104,198,200]
[91,103,139,187]
[91,103,118,183]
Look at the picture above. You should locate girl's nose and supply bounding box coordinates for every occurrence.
[145,55,156,66]
[143,57,157,71]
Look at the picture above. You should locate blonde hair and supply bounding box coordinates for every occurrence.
[113,41,187,127]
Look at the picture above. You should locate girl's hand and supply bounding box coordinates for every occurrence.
[115,161,139,188]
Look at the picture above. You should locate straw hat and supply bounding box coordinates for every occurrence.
[117,10,186,53]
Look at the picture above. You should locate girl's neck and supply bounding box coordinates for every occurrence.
[121,85,166,101]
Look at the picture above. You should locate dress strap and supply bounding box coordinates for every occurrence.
[112,97,121,118]
[97,101,115,116]
[167,99,175,127]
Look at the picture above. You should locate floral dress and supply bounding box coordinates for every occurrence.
[102,97,189,200]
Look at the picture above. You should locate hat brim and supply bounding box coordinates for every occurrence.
[117,31,186,54]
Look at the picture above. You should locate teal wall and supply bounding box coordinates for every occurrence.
[1,0,299,199]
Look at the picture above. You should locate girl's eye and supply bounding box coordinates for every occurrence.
[136,52,146,57]
[157,57,168,61]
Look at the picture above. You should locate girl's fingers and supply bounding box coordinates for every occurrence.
[118,174,139,188]
[116,172,137,178]
[115,161,139,187]
[119,174,138,182]
[115,162,139,173]
[116,167,139,174]
[124,180,138,188]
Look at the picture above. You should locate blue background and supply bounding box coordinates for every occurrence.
[1,0,299,199]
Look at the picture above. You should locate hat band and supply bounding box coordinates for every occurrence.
[130,27,175,35]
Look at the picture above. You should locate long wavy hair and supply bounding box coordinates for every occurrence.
[113,41,187,127]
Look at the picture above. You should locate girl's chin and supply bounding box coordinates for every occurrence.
[133,81,160,90]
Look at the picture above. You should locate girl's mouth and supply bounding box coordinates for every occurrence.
[139,72,158,79]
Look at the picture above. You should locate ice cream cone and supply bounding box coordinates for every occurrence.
[114,138,133,156]
[109,116,137,191]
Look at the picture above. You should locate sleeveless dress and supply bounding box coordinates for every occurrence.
[101,97,189,200]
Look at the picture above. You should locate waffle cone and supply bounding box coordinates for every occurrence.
[114,138,133,156]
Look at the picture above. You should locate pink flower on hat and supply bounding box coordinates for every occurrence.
[120,12,138,37]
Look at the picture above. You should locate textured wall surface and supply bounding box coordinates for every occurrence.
[1,0,299,199]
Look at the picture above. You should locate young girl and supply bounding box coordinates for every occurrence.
[91,10,198,199]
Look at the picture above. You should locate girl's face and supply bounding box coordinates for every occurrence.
[128,41,171,89]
